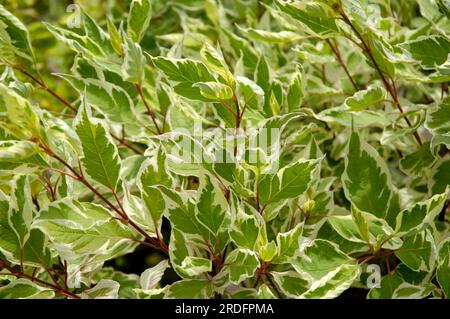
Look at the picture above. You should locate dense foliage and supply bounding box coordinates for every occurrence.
[0,0,449,299]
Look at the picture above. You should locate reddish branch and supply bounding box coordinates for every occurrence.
[335,5,423,147]
[357,248,396,265]
[253,261,283,299]
[12,65,77,112]
[0,259,80,299]
[111,133,143,155]
[12,64,145,154]
[11,63,168,252]
[325,39,359,92]
[39,143,168,255]
[6,26,171,298]
[135,83,162,134]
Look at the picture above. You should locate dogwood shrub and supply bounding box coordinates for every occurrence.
[0,0,449,299]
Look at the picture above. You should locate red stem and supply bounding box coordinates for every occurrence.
[2,262,80,299]
[135,84,162,134]
[326,39,359,91]
[337,7,423,146]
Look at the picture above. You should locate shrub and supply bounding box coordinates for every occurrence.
[0,0,449,299]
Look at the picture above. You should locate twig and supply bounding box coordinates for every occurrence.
[12,65,77,112]
[218,99,238,118]
[336,6,423,146]
[135,84,162,134]
[111,133,143,155]
[41,146,168,254]
[326,39,359,91]
[12,64,146,153]
[266,273,283,299]
[2,261,80,299]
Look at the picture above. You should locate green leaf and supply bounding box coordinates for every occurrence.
[0,140,38,162]
[44,10,116,61]
[259,159,318,207]
[82,280,120,299]
[195,175,228,235]
[9,175,33,247]
[0,83,40,140]
[134,287,165,299]
[351,205,370,244]
[136,186,165,233]
[76,108,121,191]
[287,66,305,112]
[122,35,146,84]
[219,249,259,285]
[292,239,357,279]
[259,241,277,262]
[94,267,139,299]
[291,239,360,298]
[367,264,433,299]
[106,17,123,56]
[342,131,394,220]
[344,86,387,111]
[140,148,172,187]
[269,91,281,116]
[257,284,277,299]
[0,191,31,264]
[122,194,154,233]
[235,76,265,112]
[238,27,306,43]
[275,0,339,36]
[200,43,234,85]
[165,279,214,299]
[317,107,391,128]
[400,142,436,175]
[180,256,212,276]
[140,259,169,290]
[0,5,35,62]
[81,11,115,57]
[168,228,200,279]
[425,97,450,148]
[127,0,152,43]
[193,82,233,100]
[400,35,450,70]
[301,263,360,299]
[152,57,215,101]
[437,0,450,18]
[167,200,207,236]
[270,271,309,298]
[395,191,448,236]
[33,199,135,259]
[364,35,396,77]
[0,279,54,299]
[255,55,270,100]
[396,229,437,272]
[328,206,402,250]
[273,223,303,264]
[230,213,260,250]
[430,159,450,195]
[0,218,18,261]
[391,283,435,299]
[222,29,259,71]
[417,0,443,21]
[22,229,53,268]
[138,150,173,231]
[437,239,450,298]
[61,76,135,123]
